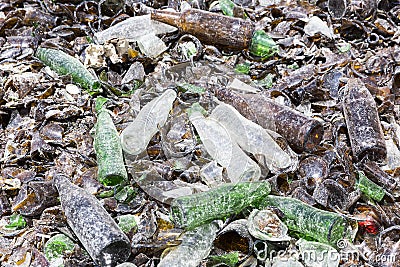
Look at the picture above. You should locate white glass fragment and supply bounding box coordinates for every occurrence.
[94,15,177,44]
[158,222,219,267]
[188,105,261,182]
[136,33,167,58]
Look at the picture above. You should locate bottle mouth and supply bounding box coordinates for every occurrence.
[328,216,358,248]
[303,121,324,152]
[97,239,131,266]
[356,145,387,162]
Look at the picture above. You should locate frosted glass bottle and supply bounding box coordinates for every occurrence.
[120,89,176,156]
[188,103,261,182]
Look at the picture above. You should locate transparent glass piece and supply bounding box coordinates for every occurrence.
[94,14,176,44]
[296,238,340,267]
[137,33,167,58]
[247,209,290,241]
[120,89,177,156]
[383,138,400,172]
[94,15,153,44]
[200,161,224,188]
[188,104,261,182]
[158,222,219,267]
[304,16,333,38]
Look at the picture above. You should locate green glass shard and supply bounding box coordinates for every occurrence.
[357,171,385,201]
[287,63,300,69]
[208,251,239,267]
[249,30,278,59]
[5,213,26,230]
[235,62,250,74]
[99,70,108,82]
[114,185,137,203]
[177,83,206,94]
[255,73,274,88]
[97,189,115,198]
[95,96,108,113]
[219,0,235,17]
[44,234,75,264]
[170,181,271,229]
[259,195,358,248]
[117,214,138,234]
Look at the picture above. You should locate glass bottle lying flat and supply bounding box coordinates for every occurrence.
[120,89,176,156]
[260,195,358,248]
[213,87,323,153]
[146,6,277,58]
[210,102,295,173]
[170,181,271,229]
[188,103,261,182]
[36,47,100,93]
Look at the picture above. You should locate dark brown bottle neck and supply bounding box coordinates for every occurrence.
[150,9,182,28]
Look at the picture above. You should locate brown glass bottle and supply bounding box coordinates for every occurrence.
[343,78,386,162]
[135,4,278,58]
[213,87,323,153]
[149,8,255,51]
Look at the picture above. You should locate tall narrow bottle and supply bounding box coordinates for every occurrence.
[120,89,177,156]
[94,97,128,186]
[342,78,386,161]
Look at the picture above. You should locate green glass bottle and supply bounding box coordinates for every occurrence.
[170,181,271,229]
